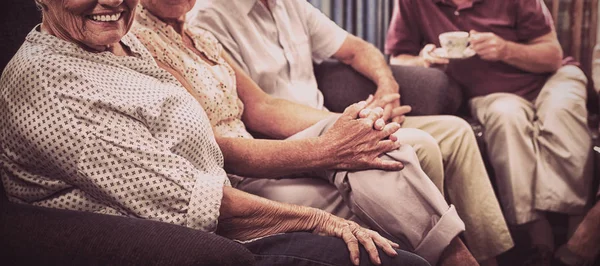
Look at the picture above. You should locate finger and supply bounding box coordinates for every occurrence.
[380,104,392,122]
[370,93,401,108]
[368,231,398,257]
[428,57,450,65]
[374,118,386,131]
[343,101,368,119]
[371,157,404,171]
[388,239,400,249]
[371,106,384,117]
[392,115,406,125]
[381,122,401,136]
[391,105,411,117]
[358,108,372,119]
[365,94,374,104]
[352,228,381,265]
[364,108,383,124]
[377,139,401,154]
[341,227,361,265]
[422,44,436,54]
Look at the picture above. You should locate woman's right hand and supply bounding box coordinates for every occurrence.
[310,209,400,265]
[419,44,450,67]
[319,101,404,171]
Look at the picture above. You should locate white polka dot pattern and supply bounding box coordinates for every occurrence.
[0,27,229,232]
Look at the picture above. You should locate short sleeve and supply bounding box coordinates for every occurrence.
[1,48,226,232]
[385,0,423,56]
[515,0,553,42]
[192,8,249,74]
[300,1,348,63]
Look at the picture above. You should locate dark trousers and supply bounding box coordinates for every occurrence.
[243,232,430,266]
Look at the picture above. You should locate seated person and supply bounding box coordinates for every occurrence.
[190,0,512,264]
[130,0,480,265]
[385,0,592,263]
[0,0,433,265]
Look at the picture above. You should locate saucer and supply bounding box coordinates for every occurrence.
[432,47,476,59]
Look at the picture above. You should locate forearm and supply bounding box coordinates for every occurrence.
[217,186,323,240]
[503,40,562,73]
[243,97,332,139]
[216,136,334,178]
[336,36,398,92]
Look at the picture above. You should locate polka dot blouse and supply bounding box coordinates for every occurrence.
[0,26,229,232]
[133,7,253,139]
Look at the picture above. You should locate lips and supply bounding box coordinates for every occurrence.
[88,12,122,22]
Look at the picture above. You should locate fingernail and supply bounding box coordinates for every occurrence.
[354,258,360,265]
[357,101,367,107]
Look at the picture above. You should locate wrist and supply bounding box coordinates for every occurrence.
[376,77,400,94]
[312,136,340,169]
[501,40,515,62]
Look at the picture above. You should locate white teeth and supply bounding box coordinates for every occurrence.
[90,13,121,22]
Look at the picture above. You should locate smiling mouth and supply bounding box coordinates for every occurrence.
[88,12,123,22]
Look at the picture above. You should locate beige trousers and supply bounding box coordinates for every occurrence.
[469,65,593,225]
[237,116,464,265]
[400,115,514,261]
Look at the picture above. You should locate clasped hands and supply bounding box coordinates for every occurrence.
[319,92,409,172]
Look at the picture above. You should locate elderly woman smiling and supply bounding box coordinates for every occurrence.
[0,0,433,265]
[130,0,482,265]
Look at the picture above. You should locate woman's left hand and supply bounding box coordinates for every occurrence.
[310,209,400,266]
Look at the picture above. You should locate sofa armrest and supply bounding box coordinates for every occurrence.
[0,202,255,266]
[314,60,463,115]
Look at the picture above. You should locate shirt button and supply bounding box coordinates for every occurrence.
[454,10,460,16]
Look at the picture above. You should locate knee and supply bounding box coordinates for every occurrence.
[484,98,530,126]
[394,128,441,161]
[555,65,588,85]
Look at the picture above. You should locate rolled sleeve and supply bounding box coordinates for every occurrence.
[515,0,554,42]
[1,50,228,232]
[385,0,423,56]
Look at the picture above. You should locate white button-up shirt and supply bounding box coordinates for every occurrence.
[190,0,348,109]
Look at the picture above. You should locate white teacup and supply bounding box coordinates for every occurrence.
[439,31,469,58]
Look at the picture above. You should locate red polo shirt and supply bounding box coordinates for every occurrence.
[385,0,555,100]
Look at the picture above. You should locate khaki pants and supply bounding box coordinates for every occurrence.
[469,65,593,225]
[401,115,514,261]
[237,116,464,265]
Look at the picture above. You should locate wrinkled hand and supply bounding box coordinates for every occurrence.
[321,101,403,171]
[469,30,508,61]
[420,44,450,67]
[363,93,412,126]
[311,209,400,265]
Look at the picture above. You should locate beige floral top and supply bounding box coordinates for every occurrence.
[132,6,252,139]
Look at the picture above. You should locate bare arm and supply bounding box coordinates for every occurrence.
[223,53,331,139]
[218,186,400,265]
[469,30,562,73]
[332,35,409,123]
[217,103,403,178]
